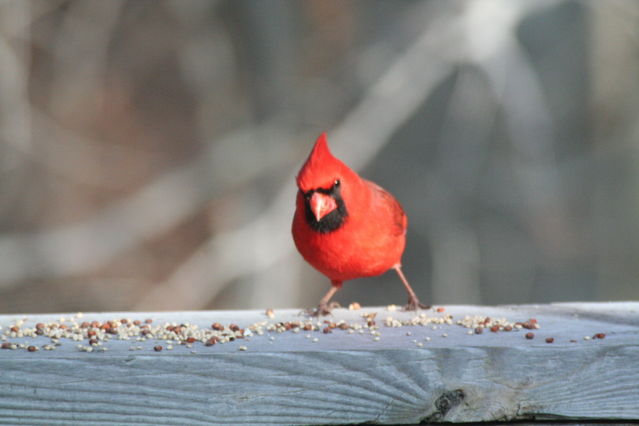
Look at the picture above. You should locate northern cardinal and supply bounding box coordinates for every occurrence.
[292,133,426,315]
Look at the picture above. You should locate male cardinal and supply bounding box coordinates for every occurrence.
[292,133,426,315]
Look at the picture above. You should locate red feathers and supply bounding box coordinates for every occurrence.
[292,133,426,315]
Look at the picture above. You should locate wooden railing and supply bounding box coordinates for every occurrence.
[0,302,637,424]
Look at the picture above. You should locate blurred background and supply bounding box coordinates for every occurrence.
[0,0,638,313]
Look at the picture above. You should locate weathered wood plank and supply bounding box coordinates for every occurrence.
[0,303,637,424]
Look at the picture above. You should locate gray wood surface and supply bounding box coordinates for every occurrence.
[0,302,637,425]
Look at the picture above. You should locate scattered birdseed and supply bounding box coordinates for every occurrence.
[265,308,275,319]
[525,332,535,340]
[441,333,448,338]
[583,336,591,341]
[545,337,554,344]
[154,345,163,352]
[416,342,424,347]
[348,302,361,310]
[238,346,247,351]
[373,336,381,342]
[386,304,397,311]
[436,307,445,313]
[312,338,319,343]
[593,333,606,340]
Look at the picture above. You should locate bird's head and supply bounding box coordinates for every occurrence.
[296,133,358,233]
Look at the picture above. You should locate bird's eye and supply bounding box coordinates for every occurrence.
[333,179,340,187]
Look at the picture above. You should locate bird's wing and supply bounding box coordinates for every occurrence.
[364,180,407,237]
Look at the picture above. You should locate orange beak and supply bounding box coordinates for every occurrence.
[310,192,337,222]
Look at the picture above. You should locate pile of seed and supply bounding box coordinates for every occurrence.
[0,307,610,353]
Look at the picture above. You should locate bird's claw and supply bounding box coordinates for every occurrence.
[311,301,341,316]
[403,298,430,311]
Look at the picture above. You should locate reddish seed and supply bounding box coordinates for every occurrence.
[185,337,196,344]
[87,330,97,337]
[89,338,98,346]
[545,337,554,344]
[339,323,349,330]
[91,321,101,328]
[529,318,538,324]
[120,319,128,324]
[570,339,577,343]
[145,318,153,324]
[100,323,111,331]
[593,333,606,339]
[35,323,45,330]
[303,324,313,331]
[229,324,240,332]
[436,307,445,313]
[490,325,500,333]
[10,326,19,333]
[205,337,217,346]
[211,323,224,331]
[27,345,37,352]
[323,327,332,334]
[133,320,141,326]
[474,327,483,334]
[367,320,376,327]
[1,342,11,349]
[35,329,44,336]
[525,332,535,340]
[141,329,151,336]
[154,345,163,352]
[80,321,90,328]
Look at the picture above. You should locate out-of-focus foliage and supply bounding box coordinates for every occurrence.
[0,0,637,313]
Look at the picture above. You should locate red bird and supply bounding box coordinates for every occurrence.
[292,133,426,315]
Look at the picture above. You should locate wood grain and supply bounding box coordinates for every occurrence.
[0,303,637,424]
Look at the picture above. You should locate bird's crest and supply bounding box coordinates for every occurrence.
[296,133,353,192]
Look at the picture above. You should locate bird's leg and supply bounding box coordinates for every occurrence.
[393,265,429,311]
[314,281,342,316]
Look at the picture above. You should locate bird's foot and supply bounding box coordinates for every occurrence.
[404,297,430,311]
[311,301,341,316]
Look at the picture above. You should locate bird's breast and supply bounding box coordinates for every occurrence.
[292,204,405,282]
